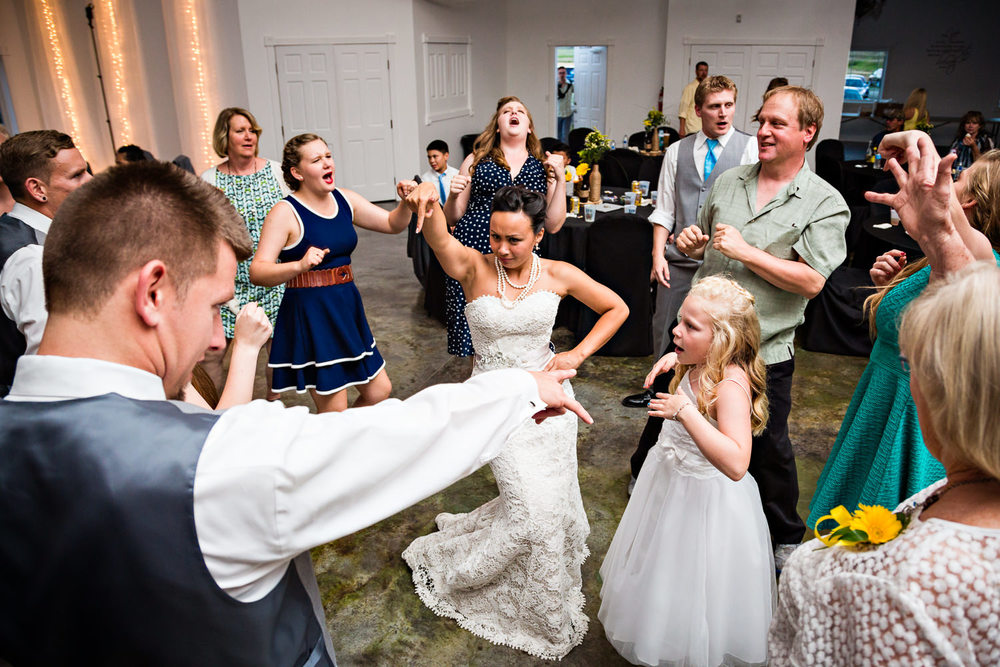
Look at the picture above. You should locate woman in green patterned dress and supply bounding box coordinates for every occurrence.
[200,107,289,396]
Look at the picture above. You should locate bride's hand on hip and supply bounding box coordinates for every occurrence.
[543,350,584,372]
[527,369,593,424]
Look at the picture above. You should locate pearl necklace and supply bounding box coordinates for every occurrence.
[495,254,540,309]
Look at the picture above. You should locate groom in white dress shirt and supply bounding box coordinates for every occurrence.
[0,161,587,665]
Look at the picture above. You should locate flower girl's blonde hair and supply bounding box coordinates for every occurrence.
[669,275,769,435]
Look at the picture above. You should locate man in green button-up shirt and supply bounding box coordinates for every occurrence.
[674,87,849,567]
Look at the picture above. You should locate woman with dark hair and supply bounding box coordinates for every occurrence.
[950,110,994,172]
[401,182,627,659]
[442,96,567,361]
[200,107,289,396]
[249,134,415,413]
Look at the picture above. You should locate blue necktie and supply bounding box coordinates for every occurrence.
[704,139,719,180]
[438,174,447,203]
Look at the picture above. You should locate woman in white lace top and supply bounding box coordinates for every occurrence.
[770,133,1000,665]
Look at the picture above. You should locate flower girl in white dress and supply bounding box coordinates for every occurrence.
[599,276,776,667]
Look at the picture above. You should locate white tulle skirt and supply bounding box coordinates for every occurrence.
[598,440,776,666]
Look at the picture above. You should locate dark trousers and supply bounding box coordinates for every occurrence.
[629,355,806,547]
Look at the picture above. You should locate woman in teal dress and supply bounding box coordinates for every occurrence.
[808,143,1000,528]
[200,107,289,395]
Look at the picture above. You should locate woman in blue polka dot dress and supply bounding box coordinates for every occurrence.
[443,96,567,358]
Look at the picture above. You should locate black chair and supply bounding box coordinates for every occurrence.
[815,138,845,163]
[605,148,643,183]
[628,131,647,149]
[816,155,844,192]
[797,265,874,358]
[638,154,664,184]
[539,136,560,154]
[568,127,594,164]
[597,154,631,188]
[460,133,478,159]
[577,214,654,356]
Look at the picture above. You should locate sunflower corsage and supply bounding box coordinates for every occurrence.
[814,504,910,552]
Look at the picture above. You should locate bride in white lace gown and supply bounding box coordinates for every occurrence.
[401,183,628,659]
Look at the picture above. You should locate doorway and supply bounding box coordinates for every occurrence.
[274,42,396,201]
[554,46,607,138]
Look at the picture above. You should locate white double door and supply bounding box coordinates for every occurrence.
[573,46,607,134]
[275,43,396,201]
[688,44,815,134]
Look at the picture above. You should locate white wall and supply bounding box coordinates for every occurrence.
[410,0,508,170]
[236,0,423,180]
[504,0,668,143]
[662,0,856,162]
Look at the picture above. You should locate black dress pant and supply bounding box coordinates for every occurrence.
[629,354,806,547]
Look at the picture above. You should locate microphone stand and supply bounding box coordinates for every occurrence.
[85,3,116,155]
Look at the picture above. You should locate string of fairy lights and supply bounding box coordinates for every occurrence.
[37,0,215,168]
[182,0,216,169]
[96,0,132,146]
[38,0,84,149]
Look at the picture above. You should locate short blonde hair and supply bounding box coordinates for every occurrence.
[899,262,1000,478]
[695,75,737,108]
[211,107,261,158]
[754,86,824,150]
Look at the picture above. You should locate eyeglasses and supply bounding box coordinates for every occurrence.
[899,354,910,372]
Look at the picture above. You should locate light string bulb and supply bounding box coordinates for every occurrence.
[38,0,84,149]
[182,0,214,170]
[97,0,132,145]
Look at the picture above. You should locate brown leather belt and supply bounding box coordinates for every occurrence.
[286,265,354,288]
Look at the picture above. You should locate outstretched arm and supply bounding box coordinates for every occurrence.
[406,181,481,286]
[870,131,991,278]
[543,261,628,371]
[342,180,417,235]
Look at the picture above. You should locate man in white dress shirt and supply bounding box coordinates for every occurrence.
[0,130,91,395]
[622,76,757,413]
[421,139,459,204]
[0,161,587,665]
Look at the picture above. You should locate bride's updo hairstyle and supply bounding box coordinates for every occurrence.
[669,275,769,435]
[491,185,546,233]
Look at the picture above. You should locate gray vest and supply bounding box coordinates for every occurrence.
[0,213,42,392]
[0,394,335,666]
[666,130,753,266]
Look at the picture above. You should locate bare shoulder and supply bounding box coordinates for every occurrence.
[722,364,750,386]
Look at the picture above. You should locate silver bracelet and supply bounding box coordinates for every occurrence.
[671,402,691,420]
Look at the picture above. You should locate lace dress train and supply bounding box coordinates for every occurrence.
[402,291,589,660]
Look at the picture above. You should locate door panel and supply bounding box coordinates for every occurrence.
[275,43,396,200]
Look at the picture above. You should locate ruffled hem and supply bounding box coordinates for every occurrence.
[403,551,589,661]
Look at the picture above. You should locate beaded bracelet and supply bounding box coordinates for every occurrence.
[671,402,691,420]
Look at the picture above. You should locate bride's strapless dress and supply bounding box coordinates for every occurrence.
[401,291,590,660]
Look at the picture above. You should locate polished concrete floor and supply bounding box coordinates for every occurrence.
[257,225,868,665]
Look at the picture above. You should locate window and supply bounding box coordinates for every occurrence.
[422,35,471,125]
[845,50,888,101]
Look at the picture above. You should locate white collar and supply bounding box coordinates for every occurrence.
[8,202,52,236]
[695,125,737,150]
[6,355,166,402]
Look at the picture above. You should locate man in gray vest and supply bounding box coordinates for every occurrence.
[0,130,91,396]
[0,162,587,665]
[622,76,756,415]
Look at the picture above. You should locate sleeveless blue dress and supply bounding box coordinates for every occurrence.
[446,157,547,356]
[268,190,385,394]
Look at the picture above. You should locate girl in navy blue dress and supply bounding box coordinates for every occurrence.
[443,96,568,358]
[250,133,416,413]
